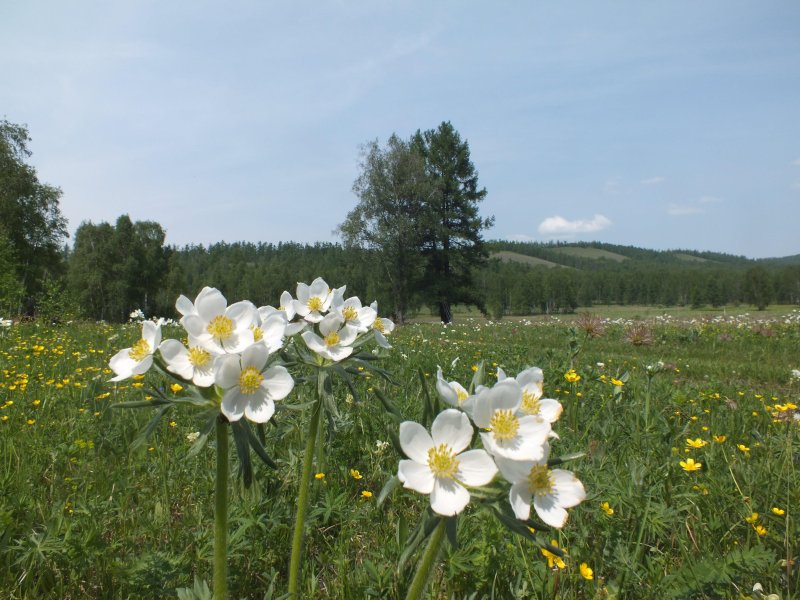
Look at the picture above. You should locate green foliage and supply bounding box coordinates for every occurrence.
[0,120,68,309]
[0,233,24,315]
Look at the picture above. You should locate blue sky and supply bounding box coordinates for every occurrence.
[2,1,799,258]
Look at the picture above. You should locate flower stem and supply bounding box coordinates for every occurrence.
[214,416,229,600]
[287,394,323,597]
[405,518,446,600]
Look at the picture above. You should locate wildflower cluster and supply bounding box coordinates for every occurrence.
[397,365,585,527]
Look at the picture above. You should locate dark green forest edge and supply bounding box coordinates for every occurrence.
[2,118,799,323]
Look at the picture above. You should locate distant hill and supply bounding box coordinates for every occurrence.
[490,251,563,268]
[549,246,628,262]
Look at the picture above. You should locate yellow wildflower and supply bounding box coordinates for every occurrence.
[771,507,785,516]
[600,501,614,516]
[579,562,594,580]
[350,469,363,480]
[686,438,707,449]
[745,512,759,524]
[679,458,702,472]
[541,540,566,570]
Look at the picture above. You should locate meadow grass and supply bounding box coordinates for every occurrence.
[0,310,798,599]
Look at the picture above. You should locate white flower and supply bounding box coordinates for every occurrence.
[109,321,162,381]
[497,366,562,423]
[332,295,377,333]
[472,379,551,461]
[159,336,219,387]
[179,287,256,354]
[249,308,288,353]
[436,367,475,415]
[301,312,358,362]
[398,409,497,516]
[370,301,395,348]
[791,368,800,381]
[495,453,585,528]
[293,277,333,323]
[215,343,294,423]
[259,291,306,336]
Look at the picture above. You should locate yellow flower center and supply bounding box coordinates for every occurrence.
[490,409,520,440]
[251,325,264,341]
[520,389,541,415]
[528,464,554,496]
[307,297,323,312]
[238,366,264,395]
[187,346,211,368]
[427,444,459,479]
[373,319,385,333]
[207,315,234,340]
[456,389,469,404]
[128,339,150,362]
[324,331,340,347]
[342,306,358,321]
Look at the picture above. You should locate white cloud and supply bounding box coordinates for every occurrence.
[538,214,612,235]
[699,195,722,204]
[667,203,705,216]
[507,233,535,242]
[641,176,665,185]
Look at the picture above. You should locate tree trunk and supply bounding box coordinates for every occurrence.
[438,301,452,324]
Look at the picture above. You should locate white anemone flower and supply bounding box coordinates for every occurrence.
[370,301,395,348]
[495,453,586,528]
[109,321,161,381]
[332,295,377,333]
[497,366,563,423]
[249,308,288,353]
[472,379,551,461]
[398,409,498,516]
[293,277,333,323]
[180,288,256,354]
[301,312,358,362]
[215,343,294,423]
[259,291,306,336]
[436,367,475,415]
[159,336,219,387]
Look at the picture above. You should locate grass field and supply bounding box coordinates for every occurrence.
[0,308,798,598]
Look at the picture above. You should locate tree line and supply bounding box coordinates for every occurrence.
[2,118,798,322]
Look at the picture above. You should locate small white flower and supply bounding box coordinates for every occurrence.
[398,409,497,516]
[159,337,219,387]
[370,301,395,348]
[301,312,358,362]
[259,291,307,336]
[472,379,551,461]
[109,321,161,381]
[436,367,475,415]
[331,295,376,333]
[497,366,562,423]
[293,277,333,323]
[215,343,294,423]
[495,452,586,528]
[179,287,256,354]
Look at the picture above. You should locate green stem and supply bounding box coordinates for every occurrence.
[405,518,446,600]
[214,417,229,600]
[288,394,323,597]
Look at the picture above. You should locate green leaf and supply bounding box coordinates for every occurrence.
[377,475,401,507]
[130,404,172,451]
[242,420,277,469]
[445,515,458,550]
[547,451,586,467]
[111,398,172,409]
[372,388,403,423]
[230,420,253,487]
[469,360,485,394]
[184,410,219,460]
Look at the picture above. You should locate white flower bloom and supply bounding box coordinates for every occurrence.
[259,291,306,336]
[293,277,333,323]
[215,343,294,423]
[498,366,562,423]
[398,409,497,516]
[436,367,475,415]
[159,336,219,387]
[179,287,256,354]
[331,295,377,333]
[301,312,358,362]
[472,379,551,461]
[109,321,162,381]
[249,308,288,353]
[370,301,395,348]
[495,453,586,528]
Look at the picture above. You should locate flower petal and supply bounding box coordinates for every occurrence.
[196,288,227,322]
[244,396,275,423]
[533,493,569,528]
[398,460,435,494]
[456,449,497,487]
[215,354,241,389]
[509,482,533,520]
[220,389,247,422]
[430,478,470,516]
[399,421,433,463]
[431,409,473,453]
[551,469,586,508]
[263,366,294,400]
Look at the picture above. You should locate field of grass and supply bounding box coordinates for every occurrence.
[1,309,798,599]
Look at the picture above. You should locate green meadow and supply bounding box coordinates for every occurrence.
[1,309,798,599]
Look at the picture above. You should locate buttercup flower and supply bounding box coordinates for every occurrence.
[679,458,702,472]
[397,409,498,516]
[214,343,294,423]
[301,312,358,362]
[472,379,551,461]
[541,540,567,569]
[580,562,594,580]
[495,453,586,528]
[109,321,162,381]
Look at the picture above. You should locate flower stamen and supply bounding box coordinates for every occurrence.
[128,339,150,362]
[427,444,459,479]
[490,409,520,440]
[528,464,554,496]
[239,366,264,395]
[207,315,234,340]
